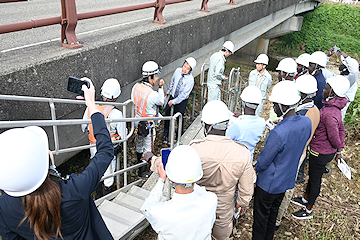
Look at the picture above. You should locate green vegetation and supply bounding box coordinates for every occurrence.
[277,3,360,60]
[344,88,360,124]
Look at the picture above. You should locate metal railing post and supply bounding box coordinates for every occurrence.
[49,99,60,155]
[60,0,82,49]
[153,0,166,24]
[200,0,210,12]
[229,0,237,5]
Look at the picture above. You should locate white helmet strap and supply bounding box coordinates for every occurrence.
[203,121,229,136]
[277,103,296,118]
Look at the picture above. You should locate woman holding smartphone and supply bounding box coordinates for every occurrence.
[0,77,114,240]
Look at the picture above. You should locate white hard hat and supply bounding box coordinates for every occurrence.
[276,58,297,74]
[0,126,49,197]
[185,57,197,70]
[269,81,300,105]
[254,54,269,65]
[142,61,161,76]
[165,145,203,184]
[340,55,359,73]
[296,53,311,68]
[295,75,318,94]
[201,100,230,125]
[241,86,262,104]
[101,78,121,100]
[222,41,234,53]
[309,51,327,68]
[326,75,350,97]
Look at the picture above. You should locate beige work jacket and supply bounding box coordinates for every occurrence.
[190,135,256,218]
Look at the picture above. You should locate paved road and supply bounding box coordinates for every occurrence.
[0,0,245,73]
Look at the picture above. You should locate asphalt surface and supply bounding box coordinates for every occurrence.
[0,0,246,73]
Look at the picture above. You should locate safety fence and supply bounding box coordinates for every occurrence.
[200,63,247,112]
[0,0,239,49]
[0,94,182,188]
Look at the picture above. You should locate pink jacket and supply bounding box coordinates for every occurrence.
[310,97,348,155]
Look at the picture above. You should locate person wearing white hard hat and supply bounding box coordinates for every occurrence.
[81,78,126,197]
[252,81,311,240]
[140,145,217,240]
[190,100,256,240]
[162,57,197,143]
[0,77,115,239]
[326,47,359,120]
[131,61,165,178]
[226,86,266,163]
[207,41,234,102]
[275,75,320,229]
[248,53,273,117]
[291,75,349,220]
[295,53,310,79]
[308,51,328,110]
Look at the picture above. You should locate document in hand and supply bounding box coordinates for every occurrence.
[337,158,351,180]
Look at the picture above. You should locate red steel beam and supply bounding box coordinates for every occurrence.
[0,17,61,34]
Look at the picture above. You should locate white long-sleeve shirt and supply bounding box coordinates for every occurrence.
[141,179,217,240]
[166,68,194,105]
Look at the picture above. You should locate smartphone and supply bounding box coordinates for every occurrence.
[66,76,90,97]
[161,148,171,168]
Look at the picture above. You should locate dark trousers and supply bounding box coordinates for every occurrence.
[252,186,285,240]
[305,152,335,206]
[163,96,188,138]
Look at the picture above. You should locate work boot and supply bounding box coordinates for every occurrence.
[137,152,150,178]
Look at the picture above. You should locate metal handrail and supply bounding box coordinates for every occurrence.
[199,64,244,112]
[0,0,191,49]
[0,94,182,188]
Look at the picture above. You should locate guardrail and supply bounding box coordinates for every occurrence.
[0,94,182,188]
[0,0,240,49]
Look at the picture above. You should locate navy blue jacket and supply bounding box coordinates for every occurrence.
[0,113,114,240]
[255,115,311,194]
[313,71,326,110]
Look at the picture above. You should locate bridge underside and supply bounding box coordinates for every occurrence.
[0,0,319,164]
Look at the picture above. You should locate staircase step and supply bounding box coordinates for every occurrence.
[112,192,145,213]
[127,185,150,200]
[98,199,145,239]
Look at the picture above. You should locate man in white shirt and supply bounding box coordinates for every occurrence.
[141,145,217,240]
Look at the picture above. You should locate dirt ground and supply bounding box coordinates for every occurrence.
[134,60,360,240]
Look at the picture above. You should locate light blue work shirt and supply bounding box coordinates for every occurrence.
[166,68,194,105]
[226,115,265,162]
[207,51,226,86]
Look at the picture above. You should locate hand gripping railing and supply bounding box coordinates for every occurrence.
[0,94,182,187]
[0,0,191,49]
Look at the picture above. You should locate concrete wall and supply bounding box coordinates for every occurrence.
[0,0,319,164]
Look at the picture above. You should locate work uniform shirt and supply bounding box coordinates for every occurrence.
[207,51,226,86]
[131,82,164,117]
[248,69,272,116]
[166,68,194,105]
[226,115,265,162]
[141,179,217,240]
[190,135,256,239]
[256,115,311,194]
[0,113,114,240]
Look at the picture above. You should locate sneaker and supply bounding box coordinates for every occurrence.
[291,207,313,220]
[324,167,330,175]
[290,197,307,208]
[162,135,168,144]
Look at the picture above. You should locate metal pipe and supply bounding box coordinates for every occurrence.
[49,99,60,155]
[0,0,190,34]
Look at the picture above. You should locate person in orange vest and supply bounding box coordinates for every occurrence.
[81,78,126,196]
[131,61,164,178]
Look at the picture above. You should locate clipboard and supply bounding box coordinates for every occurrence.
[337,158,351,180]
